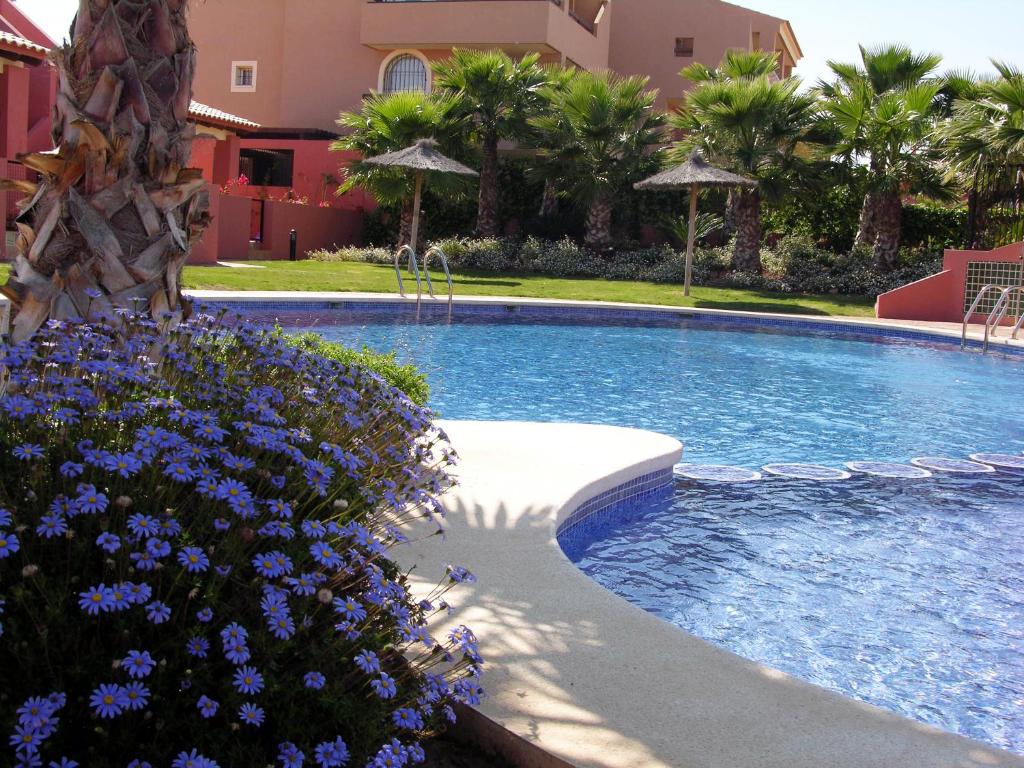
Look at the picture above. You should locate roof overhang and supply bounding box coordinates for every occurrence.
[0,31,48,64]
[188,101,261,133]
[778,20,803,63]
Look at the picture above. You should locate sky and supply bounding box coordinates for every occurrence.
[15,0,1024,87]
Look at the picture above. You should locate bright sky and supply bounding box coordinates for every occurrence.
[17,0,1024,86]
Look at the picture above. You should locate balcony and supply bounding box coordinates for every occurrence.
[360,0,609,71]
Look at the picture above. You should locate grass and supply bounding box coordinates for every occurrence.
[183,261,875,317]
[0,261,876,317]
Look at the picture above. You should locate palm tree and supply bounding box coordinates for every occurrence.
[0,0,209,342]
[940,61,1024,176]
[531,71,665,249]
[433,49,550,237]
[818,44,952,266]
[938,62,1024,249]
[333,91,471,247]
[672,57,816,272]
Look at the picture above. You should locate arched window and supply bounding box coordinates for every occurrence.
[382,54,428,95]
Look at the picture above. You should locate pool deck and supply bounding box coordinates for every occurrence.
[400,420,1024,768]
[184,291,1024,351]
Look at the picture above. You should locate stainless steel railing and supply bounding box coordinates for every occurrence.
[422,246,453,309]
[393,244,422,304]
[983,285,1024,353]
[962,284,999,349]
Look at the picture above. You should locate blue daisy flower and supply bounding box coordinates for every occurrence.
[238,702,265,727]
[178,547,210,573]
[89,684,128,718]
[303,671,326,690]
[123,650,155,679]
[233,666,264,695]
[0,530,21,559]
[145,601,171,625]
[197,695,219,719]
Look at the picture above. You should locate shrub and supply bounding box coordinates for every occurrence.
[287,332,430,407]
[0,310,480,766]
[311,235,944,297]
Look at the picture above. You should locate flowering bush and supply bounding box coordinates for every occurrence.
[0,308,481,767]
[218,174,249,195]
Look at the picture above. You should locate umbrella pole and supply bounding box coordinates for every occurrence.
[684,184,699,297]
[409,170,424,263]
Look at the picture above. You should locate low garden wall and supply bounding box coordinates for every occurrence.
[262,200,363,260]
[190,187,253,265]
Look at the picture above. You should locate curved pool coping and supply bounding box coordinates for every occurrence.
[397,420,1023,768]
[185,290,1024,355]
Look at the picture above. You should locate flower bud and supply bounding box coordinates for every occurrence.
[317,588,333,604]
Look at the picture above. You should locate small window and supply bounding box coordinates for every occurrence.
[382,54,428,95]
[231,61,257,93]
[675,37,694,57]
[751,31,761,51]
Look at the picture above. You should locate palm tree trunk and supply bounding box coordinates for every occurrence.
[399,198,414,248]
[539,178,559,219]
[722,189,737,240]
[855,191,880,248]
[731,188,762,272]
[872,191,902,271]
[1,0,209,342]
[584,194,613,250]
[476,131,500,237]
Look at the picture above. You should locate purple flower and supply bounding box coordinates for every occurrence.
[123,650,155,679]
[277,742,305,768]
[314,737,349,767]
[78,585,114,615]
[303,671,326,690]
[146,601,171,624]
[96,532,121,553]
[354,650,380,675]
[89,684,128,718]
[172,750,218,768]
[233,666,264,695]
[197,695,219,719]
[0,530,18,559]
[371,673,397,700]
[75,485,108,514]
[186,637,210,658]
[12,443,44,461]
[392,707,425,730]
[36,514,67,539]
[178,547,210,573]
[309,542,342,569]
[127,514,158,538]
[239,702,265,727]
[122,681,150,711]
[197,607,214,623]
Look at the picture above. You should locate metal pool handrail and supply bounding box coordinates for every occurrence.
[962,284,999,349]
[393,245,422,305]
[983,285,1024,353]
[423,246,453,308]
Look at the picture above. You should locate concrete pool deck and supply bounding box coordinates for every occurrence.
[400,420,1024,768]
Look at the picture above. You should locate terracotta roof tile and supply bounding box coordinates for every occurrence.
[188,101,260,131]
[0,30,49,59]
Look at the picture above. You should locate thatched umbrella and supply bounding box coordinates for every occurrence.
[363,139,478,251]
[635,150,756,296]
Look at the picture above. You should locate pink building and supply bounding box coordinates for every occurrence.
[187,0,802,206]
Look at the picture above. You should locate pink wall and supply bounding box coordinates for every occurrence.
[236,138,372,211]
[877,242,1024,323]
[261,200,363,260]
[191,188,253,265]
[609,0,796,108]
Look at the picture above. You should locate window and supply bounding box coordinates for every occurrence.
[674,37,694,57]
[382,54,428,95]
[240,148,294,187]
[751,31,761,51]
[231,61,257,93]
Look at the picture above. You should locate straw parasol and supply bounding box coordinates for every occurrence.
[363,138,478,251]
[635,150,756,296]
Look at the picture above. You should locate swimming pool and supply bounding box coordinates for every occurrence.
[262,304,1024,468]
[252,302,1024,753]
[561,473,1024,754]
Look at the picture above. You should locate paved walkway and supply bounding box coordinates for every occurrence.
[400,421,1024,768]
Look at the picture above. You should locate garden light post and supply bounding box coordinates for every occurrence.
[635,150,757,297]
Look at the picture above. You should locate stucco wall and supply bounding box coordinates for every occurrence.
[262,200,364,259]
[190,187,253,265]
[609,0,788,108]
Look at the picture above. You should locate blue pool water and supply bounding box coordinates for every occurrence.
[261,305,1024,753]
[267,307,1024,467]
[562,474,1024,754]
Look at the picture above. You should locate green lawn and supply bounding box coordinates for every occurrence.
[0,261,877,317]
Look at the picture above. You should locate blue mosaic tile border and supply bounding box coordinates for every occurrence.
[555,467,673,541]
[194,297,1024,358]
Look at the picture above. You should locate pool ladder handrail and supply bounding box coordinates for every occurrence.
[962,284,1000,349]
[393,245,423,305]
[983,285,1024,352]
[422,246,454,308]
